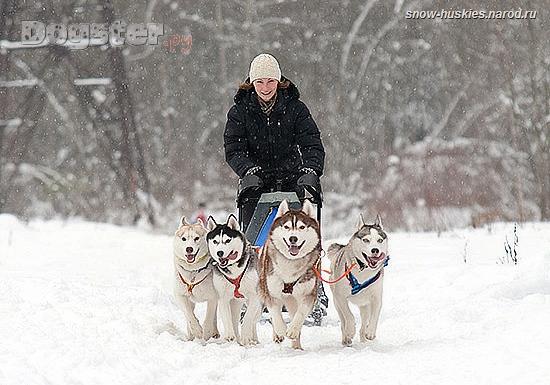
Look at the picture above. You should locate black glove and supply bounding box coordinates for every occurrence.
[297,168,320,191]
[237,172,263,206]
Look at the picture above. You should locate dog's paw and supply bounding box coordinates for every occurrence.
[203,329,219,341]
[360,324,377,341]
[291,339,303,350]
[240,335,259,346]
[286,324,301,340]
[223,334,237,343]
[342,336,353,346]
[273,324,287,338]
[187,322,203,340]
[363,331,376,341]
[272,331,285,343]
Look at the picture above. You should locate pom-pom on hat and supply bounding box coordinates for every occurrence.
[249,53,281,83]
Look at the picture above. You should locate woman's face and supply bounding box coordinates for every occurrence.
[253,78,278,102]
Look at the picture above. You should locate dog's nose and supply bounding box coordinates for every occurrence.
[289,236,298,244]
[217,250,224,258]
[371,248,379,254]
[186,247,193,254]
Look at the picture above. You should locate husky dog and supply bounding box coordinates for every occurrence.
[173,217,219,341]
[259,199,321,349]
[327,214,389,346]
[206,215,263,346]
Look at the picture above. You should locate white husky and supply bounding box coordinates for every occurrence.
[327,214,389,346]
[173,217,219,341]
[259,199,321,350]
[206,215,263,346]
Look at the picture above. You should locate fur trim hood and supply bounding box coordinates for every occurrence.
[234,76,301,107]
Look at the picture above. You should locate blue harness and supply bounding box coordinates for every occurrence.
[347,257,390,295]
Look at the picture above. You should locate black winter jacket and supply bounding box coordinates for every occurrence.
[224,78,325,184]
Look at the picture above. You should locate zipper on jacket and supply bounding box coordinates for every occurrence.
[266,115,273,171]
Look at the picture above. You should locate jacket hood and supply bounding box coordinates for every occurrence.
[234,76,300,107]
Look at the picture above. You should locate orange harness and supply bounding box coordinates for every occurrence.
[178,271,210,294]
[312,262,357,285]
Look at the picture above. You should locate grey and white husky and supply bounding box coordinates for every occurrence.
[173,217,219,341]
[327,214,389,346]
[259,199,321,350]
[206,215,263,346]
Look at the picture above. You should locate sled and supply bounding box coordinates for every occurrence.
[236,175,328,326]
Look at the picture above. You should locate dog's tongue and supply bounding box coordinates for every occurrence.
[186,254,195,263]
[227,250,239,260]
[289,245,301,256]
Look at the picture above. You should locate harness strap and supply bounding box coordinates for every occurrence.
[222,256,251,299]
[346,257,390,295]
[313,263,357,284]
[178,271,210,294]
[282,279,299,294]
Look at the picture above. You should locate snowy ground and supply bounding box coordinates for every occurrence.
[1,214,549,385]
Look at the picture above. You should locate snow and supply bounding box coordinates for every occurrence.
[0,79,39,88]
[73,78,112,86]
[1,214,549,385]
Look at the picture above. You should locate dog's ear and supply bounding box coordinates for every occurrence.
[195,217,205,228]
[276,199,290,218]
[302,199,315,218]
[374,214,383,229]
[180,216,189,226]
[227,214,240,231]
[356,214,366,230]
[206,216,217,231]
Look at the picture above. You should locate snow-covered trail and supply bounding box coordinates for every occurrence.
[1,215,549,385]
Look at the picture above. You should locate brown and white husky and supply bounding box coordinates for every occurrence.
[259,199,321,349]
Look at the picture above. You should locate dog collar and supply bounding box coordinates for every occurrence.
[221,255,251,299]
[178,269,211,295]
[346,256,389,295]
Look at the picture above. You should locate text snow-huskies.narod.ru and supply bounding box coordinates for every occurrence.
[405,9,537,20]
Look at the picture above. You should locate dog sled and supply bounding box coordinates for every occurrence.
[236,173,328,326]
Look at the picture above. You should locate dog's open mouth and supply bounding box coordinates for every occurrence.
[284,239,305,256]
[362,251,386,269]
[218,257,228,267]
[185,251,198,263]
[218,250,239,268]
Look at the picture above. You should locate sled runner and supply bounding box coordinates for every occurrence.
[236,174,328,326]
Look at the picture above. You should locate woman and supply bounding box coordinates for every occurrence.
[224,53,325,231]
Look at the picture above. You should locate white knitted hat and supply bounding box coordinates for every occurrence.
[249,53,281,83]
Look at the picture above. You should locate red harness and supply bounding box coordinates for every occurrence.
[222,257,251,299]
[223,273,245,298]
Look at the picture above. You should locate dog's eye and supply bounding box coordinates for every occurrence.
[377,238,383,243]
[224,239,231,244]
[363,238,370,243]
[213,240,219,245]
[298,225,306,230]
[181,237,187,241]
[284,225,290,230]
[194,237,199,242]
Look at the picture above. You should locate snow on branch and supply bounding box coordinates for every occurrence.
[73,78,112,86]
[0,79,38,88]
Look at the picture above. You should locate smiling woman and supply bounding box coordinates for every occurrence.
[224,53,325,231]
